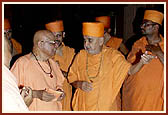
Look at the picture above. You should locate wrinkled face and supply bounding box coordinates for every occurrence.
[40,32,56,57]
[4,29,12,39]
[84,35,103,55]
[52,31,64,48]
[140,20,157,35]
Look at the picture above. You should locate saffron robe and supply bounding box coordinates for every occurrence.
[11,53,65,111]
[106,36,122,50]
[105,36,123,110]
[11,38,22,55]
[68,46,131,111]
[122,35,164,111]
[53,44,75,111]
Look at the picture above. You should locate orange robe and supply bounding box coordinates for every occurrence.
[53,44,75,111]
[68,46,131,111]
[105,37,123,110]
[11,53,65,111]
[106,36,122,50]
[122,35,164,111]
[11,38,22,55]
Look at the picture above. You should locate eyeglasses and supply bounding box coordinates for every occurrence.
[4,29,12,38]
[4,29,12,34]
[41,40,56,45]
[140,22,156,27]
[55,34,62,38]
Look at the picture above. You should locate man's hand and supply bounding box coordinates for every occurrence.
[56,89,66,101]
[145,44,162,56]
[72,81,92,92]
[20,86,33,107]
[140,51,156,64]
[81,81,92,92]
[33,90,55,102]
[128,51,156,75]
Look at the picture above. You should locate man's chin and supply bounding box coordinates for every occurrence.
[55,43,61,48]
[86,50,92,54]
[87,50,97,55]
[142,33,147,35]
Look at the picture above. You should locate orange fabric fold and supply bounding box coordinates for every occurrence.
[68,46,131,111]
[122,35,164,111]
[106,36,123,49]
[83,22,104,37]
[11,38,22,55]
[53,44,75,111]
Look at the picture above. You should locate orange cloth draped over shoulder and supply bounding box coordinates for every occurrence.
[11,38,22,55]
[96,16,123,109]
[106,36,123,50]
[122,35,164,111]
[11,53,65,111]
[68,46,131,111]
[105,36,124,110]
[53,44,75,111]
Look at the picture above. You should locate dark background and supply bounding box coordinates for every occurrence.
[4,4,164,54]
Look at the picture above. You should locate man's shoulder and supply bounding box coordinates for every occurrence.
[104,47,125,61]
[74,49,86,60]
[15,53,31,64]
[63,45,75,51]
[134,36,146,44]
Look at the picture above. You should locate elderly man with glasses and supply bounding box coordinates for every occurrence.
[11,30,65,111]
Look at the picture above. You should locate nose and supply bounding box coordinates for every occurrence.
[84,40,90,47]
[140,23,145,29]
[54,36,59,40]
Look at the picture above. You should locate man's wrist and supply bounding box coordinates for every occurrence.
[32,90,38,98]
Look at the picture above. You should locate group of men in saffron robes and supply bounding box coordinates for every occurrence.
[3,9,164,111]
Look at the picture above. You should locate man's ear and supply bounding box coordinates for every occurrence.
[38,41,43,49]
[63,32,65,38]
[99,37,104,46]
[153,24,159,31]
[107,28,111,33]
